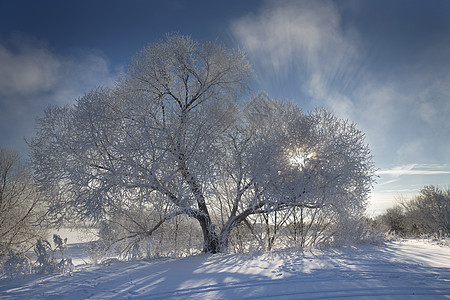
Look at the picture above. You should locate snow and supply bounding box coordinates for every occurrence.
[1,240,449,299]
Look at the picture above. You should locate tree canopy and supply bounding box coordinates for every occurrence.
[30,35,376,253]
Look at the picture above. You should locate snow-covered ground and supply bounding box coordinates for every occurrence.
[1,240,449,299]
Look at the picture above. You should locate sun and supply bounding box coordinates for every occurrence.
[286,148,315,169]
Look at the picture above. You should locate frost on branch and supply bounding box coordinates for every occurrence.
[30,35,376,254]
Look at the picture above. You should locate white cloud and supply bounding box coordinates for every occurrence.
[0,41,60,96]
[0,35,118,155]
[231,0,340,72]
[416,74,450,128]
[54,50,117,105]
[308,73,355,118]
[0,35,116,103]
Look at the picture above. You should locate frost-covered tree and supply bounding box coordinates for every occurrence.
[380,205,407,236]
[0,149,46,258]
[30,35,375,253]
[402,185,450,235]
[375,185,450,237]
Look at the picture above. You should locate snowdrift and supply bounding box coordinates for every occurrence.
[1,240,449,299]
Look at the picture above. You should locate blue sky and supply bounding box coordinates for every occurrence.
[1,0,449,214]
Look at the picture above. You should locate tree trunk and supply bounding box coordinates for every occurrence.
[176,146,219,253]
[197,214,219,253]
[217,218,234,253]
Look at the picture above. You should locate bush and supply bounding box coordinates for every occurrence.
[325,217,385,247]
[33,234,73,275]
[1,234,73,279]
[1,251,31,279]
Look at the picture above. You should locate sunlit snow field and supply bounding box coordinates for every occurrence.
[1,238,449,299]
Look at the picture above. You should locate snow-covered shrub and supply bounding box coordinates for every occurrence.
[417,231,450,247]
[124,241,143,261]
[228,219,265,253]
[325,217,385,247]
[92,207,203,261]
[33,234,73,275]
[84,240,111,265]
[2,234,73,279]
[33,239,53,274]
[1,250,31,279]
[52,234,74,274]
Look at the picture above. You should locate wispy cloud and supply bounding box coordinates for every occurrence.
[376,178,400,186]
[377,164,450,177]
[230,0,362,119]
[230,0,450,170]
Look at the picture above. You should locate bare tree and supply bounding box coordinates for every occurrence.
[30,35,375,253]
[0,149,46,258]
